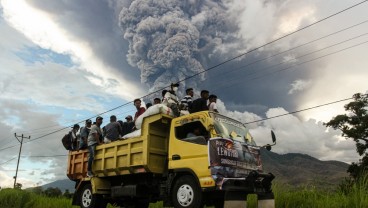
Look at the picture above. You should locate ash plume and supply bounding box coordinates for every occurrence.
[119,0,242,93]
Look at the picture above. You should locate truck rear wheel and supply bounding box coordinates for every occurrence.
[79,184,107,208]
[172,175,203,208]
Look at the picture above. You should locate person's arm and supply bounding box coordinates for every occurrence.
[93,133,101,145]
[203,99,209,110]
[117,122,123,136]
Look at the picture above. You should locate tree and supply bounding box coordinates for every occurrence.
[43,187,62,197]
[63,189,72,198]
[325,93,368,179]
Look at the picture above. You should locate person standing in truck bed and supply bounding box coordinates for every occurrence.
[103,115,123,143]
[133,99,146,122]
[208,94,219,113]
[190,90,209,113]
[87,116,103,177]
[79,119,91,150]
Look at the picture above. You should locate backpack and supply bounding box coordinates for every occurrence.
[61,133,72,150]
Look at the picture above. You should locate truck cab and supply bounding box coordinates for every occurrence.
[67,111,275,208]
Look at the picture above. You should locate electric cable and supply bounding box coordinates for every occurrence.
[243,97,355,124]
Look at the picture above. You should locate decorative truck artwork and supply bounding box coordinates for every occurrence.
[208,137,262,186]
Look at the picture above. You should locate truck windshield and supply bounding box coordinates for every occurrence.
[209,112,256,145]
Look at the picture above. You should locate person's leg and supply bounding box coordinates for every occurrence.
[87,145,96,175]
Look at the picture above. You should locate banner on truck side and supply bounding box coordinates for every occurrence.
[208,138,262,181]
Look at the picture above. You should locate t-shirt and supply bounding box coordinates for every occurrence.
[163,91,179,106]
[209,102,218,112]
[180,95,193,110]
[104,122,122,141]
[80,126,90,139]
[87,124,102,146]
[190,98,208,113]
[134,107,146,121]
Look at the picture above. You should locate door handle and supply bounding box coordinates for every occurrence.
[172,154,181,160]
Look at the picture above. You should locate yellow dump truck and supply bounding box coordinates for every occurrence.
[67,111,276,208]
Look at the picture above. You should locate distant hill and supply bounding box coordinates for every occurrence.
[41,179,75,193]
[38,151,349,193]
[261,149,349,188]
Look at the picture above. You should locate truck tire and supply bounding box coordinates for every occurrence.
[172,175,203,208]
[79,184,107,208]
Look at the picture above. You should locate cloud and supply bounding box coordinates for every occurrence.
[1,0,144,100]
[288,79,311,94]
[249,107,359,163]
[119,0,244,91]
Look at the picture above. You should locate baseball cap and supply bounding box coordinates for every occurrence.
[96,116,103,121]
[86,119,92,123]
[72,124,80,129]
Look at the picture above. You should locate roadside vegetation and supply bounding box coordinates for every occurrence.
[1,174,367,208]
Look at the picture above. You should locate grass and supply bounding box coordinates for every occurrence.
[1,175,367,208]
[0,188,74,208]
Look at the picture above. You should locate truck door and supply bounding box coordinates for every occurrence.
[168,115,210,177]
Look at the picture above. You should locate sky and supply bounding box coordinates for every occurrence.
[0,0,367,188]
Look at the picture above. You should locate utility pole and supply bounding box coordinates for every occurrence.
[13,133,30,189]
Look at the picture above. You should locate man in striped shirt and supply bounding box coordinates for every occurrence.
[180,88,194,111]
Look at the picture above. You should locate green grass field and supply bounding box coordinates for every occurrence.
[1,176,367,208]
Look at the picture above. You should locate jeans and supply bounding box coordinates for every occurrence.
[87,144,97,172]
[79,138,87,150]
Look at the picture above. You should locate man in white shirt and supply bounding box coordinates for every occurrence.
[162,83,180,116]
[208,94,219,113]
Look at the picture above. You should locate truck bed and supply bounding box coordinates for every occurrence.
[67,114,172,180]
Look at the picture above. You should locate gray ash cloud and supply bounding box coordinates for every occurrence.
[119,0,242,92]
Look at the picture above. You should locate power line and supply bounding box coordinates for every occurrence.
[243,97,355,124]
[179,0,368,83]
[21,155,67,158]
[211,33,368,91]
[212,19,368,80]
[0,157,17,165]
[1,0,366,153]
[251,39,368,80]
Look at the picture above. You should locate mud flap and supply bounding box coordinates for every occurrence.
[224,191,247,208]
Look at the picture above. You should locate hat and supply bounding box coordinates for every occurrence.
[171,83,179,87]
[72,124,80,129]
[86,119,92,123]
[125,115,132,120]
[96,116,103,121]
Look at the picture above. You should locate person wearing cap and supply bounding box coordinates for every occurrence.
[190,90,210,113]
[162,83,180,117]
[78,119,92,150]
[180,88,194,111]
[133,99,146,122]
[121,115,135,136]
[208,94,219,113]
[69,124,80,151]
[103,115,123,143]
[87,116,103,177]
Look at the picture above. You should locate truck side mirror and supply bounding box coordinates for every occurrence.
[271,130,276,144]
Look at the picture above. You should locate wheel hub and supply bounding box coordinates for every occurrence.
[177,184,194,207]
[82,189,92,207]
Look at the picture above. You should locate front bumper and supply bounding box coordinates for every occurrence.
[220,171,274,194]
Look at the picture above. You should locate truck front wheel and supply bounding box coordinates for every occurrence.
[172,175,203,208]
[79,184,107,208]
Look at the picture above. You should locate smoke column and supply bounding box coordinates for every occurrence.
[119,0,241,93]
